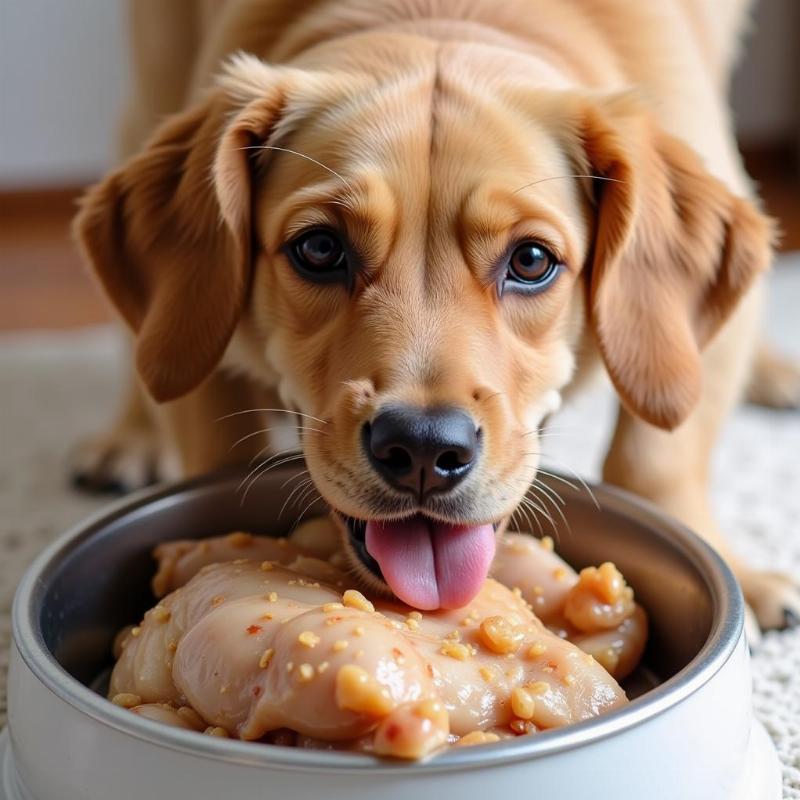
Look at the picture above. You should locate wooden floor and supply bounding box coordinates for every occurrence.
[0,189,113,330]
[1,147,799,331]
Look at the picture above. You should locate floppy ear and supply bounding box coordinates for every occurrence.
[74,64,288,402]
[575,95,774,430]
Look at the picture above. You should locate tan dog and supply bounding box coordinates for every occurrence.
[72,0,800,626]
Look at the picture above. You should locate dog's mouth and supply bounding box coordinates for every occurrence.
[337,512,497,610]
[342,516,381,577]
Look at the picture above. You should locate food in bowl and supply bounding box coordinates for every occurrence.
[108,520,647,759]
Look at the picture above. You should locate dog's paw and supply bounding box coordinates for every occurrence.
[746,345,800,409]
[69,426,180,494]
[742,570,800,632]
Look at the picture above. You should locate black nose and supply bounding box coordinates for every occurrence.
[364,406,479,498]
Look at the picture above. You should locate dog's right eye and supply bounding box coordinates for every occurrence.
[287,228,348,283]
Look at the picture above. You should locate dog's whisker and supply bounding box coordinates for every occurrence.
[526,432,578,440]
[511,174,625,195]
[250,452,307,483]
[279,480,312,517]
[239,457,290,504]
[510,500,541,537]
[508,505,525,534]
[237,446,304,495]
[238,144,354,193]
[237,457,273,496]
[522,431,600,511]
[279,476,315,519]
[536,459,600,509]
[490,474,549,538]
[279,469,310,492]
[248,444,272,468]
[247,441,301,469]
[521,494,558,535]
[531,481,572,536]
[494,468,566,542]
[217,408,329,426]
[240,453,307,506]
[228,425,325,454]
[291,491,324,533]
[293,483,320,514]
[529,424,577,431]
[518,495,552,535]
[517,501,540,538]
[521,464,582,495]
[523,423,579,431]
[246,442,300,476]
[532,478,566,506]
[292,477,316,502]
[521,425,578,438]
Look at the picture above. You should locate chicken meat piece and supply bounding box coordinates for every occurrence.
[491,532,648,679]
[152,518,341,597]
[111,551,628,758]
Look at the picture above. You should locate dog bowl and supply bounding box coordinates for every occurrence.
[2,464,782,800]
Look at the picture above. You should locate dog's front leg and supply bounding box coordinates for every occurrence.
[69,358,181,493]
[601,286,800,632]
[71,359,296,491]
[158,372,294,480]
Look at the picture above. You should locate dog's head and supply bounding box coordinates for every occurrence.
[76,43,773,609]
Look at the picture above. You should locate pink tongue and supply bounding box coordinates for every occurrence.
[365,518,496,610]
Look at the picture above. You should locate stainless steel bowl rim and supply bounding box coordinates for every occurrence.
[11,471,744,774]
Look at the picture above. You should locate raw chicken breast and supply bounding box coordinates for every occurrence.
[111,525,634,759]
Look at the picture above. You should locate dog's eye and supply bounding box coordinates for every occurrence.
[504,242,561,293]
[287,228,347,282]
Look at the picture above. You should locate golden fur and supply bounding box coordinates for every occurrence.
[73,0,799,629]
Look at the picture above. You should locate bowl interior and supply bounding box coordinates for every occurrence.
[32,464,722,699]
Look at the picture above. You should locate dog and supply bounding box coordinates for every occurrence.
[71,0,800,627]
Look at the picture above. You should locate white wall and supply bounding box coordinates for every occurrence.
[0,0,128,188]
[0,0,796,189]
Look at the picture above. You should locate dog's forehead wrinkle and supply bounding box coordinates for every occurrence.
[420,43,444,296]
[294,64,438,165]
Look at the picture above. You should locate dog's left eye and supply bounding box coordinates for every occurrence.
[287,228,348,282]
[503,242,561,293]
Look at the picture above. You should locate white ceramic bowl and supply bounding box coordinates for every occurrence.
[2,466,782,800]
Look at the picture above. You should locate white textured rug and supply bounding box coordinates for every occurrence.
[1,262,798,796]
